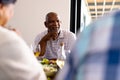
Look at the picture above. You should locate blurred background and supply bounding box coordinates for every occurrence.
[7,0,120,46]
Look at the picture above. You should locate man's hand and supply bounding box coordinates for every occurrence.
[49,31,58,40]
[39,31,59,56]
[42,31,58,42]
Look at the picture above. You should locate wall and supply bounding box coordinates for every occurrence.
[8,0,70,46]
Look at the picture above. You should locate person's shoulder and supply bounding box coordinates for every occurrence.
[0,27,17,39]
[61,29,76,39]
[61,29,76,37]
[61,29,75,34]
[0,27,24,45]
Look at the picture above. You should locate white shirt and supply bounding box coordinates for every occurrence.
[0,27,47,80]
[33,30,76,59]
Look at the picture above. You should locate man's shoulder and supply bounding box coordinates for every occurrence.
[61,29,75,34]
[60,30,76,40]
[61,29,76,36]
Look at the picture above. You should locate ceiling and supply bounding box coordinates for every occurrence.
[85,0,120,20]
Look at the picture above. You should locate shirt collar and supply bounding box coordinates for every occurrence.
[58,30,64,39]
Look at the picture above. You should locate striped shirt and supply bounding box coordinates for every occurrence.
[33,29,76,59]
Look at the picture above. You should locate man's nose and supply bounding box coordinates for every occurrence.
[53,21,59,26]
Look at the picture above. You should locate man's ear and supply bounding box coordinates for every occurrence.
[44,21,48,28]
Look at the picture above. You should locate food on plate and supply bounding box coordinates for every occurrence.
[43,64,57,77]
[41,58,49,64]
[40,58,59,77]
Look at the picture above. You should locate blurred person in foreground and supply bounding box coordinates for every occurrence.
[55,10,120,80]
[0,0,47,80]
[33,12,76,60]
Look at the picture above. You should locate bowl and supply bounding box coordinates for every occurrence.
[42,64,58,77]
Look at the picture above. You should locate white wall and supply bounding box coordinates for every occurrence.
[8,0,70,46]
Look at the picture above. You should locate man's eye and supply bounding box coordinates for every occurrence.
[48,21,54,23]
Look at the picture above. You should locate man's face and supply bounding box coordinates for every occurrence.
[45,13,61,33]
